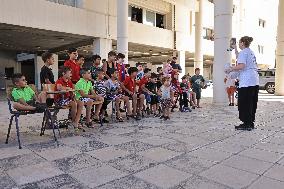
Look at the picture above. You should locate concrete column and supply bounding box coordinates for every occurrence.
[194,0,204,75]
[35,54,58,89]
[117,0,128,63]
[275,0,284,95]
[177,50,186,79]
[93,38,112,61]
[213,0,233,104]
[76,0,84,8]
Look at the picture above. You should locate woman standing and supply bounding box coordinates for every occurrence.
[228,36,259,131]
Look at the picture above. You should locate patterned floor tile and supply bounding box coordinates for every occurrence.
[53,153,103,173]
[0,172,17,189]
[72,140,109,153]
[108,154,157,174]
[115,141,155,153]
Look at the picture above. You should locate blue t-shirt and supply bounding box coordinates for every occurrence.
[237,48,259,88]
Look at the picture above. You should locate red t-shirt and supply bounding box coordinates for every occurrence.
[117,63,126,82]
[54,77,74,101]
[64,59,80,83]
[123,76,136,94]
[138,76,149,93]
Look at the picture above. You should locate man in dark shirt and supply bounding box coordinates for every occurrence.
[170,56,182,73]
[40,52,55,84]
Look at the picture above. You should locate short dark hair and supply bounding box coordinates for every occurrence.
[195,68,200,73]
[92,54,101,62]
[12,73,24,85]
[76,54,84,61]
[128,67,138,75]
[172,56,177,60]
[117,53,125,59]
[125,64,130,68]
[108,51,117,57]
[61,66,71,74]
[80,67,90,77]
[157,67,162,72]
[144,68,151,74]
[108,68,116,76]
[41,52,53,62]
[68,47,77,54]
[136,62,142,67]
[181,75,187,80]
[151,73,157,78]
[102,59,106,63]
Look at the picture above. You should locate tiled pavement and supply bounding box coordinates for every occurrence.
[0,92,284,189]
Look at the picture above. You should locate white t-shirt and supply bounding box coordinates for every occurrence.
[237,48,259,88]
[225,73,236,87]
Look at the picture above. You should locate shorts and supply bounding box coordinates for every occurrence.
[46,98,54,107]
[150,95,159,105]
[26,100,46,113]
[193,89,201,99]
[160,98,173,109]
[79,97,92,103]
[55,98,72,106]
[227,86,236,95]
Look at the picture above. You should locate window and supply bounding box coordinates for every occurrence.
[233,5,236,13]
[145,10,155,26]
[259,19,266,28]
[258,45,264,54]
[129,5,143,23]
[156,13,165,29]
[46,0,76,7]
[208,0,214,3]
[203,28,214,41]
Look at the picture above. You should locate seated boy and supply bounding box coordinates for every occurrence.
[54,66,80,129]
[75,68,104,128]
[145,73,159,116]
[93,68,109,123]
[121,67,145,120]
[11,73,46,112]
[105,69,131,122]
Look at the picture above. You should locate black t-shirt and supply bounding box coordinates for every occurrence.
[146,82,157,94]
[40,65,55,84]
[170,62,182,71]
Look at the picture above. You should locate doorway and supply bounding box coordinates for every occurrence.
[21,59,35,85]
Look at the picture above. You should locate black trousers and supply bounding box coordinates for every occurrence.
[238,85,259,124]
[179,92,189,109]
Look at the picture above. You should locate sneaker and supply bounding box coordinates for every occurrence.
[235,123,252,131]
[159,115,165,119]
[164,116,170,120]
[102,118,109,123]
[133,115,141,120]
[119,108,126,112]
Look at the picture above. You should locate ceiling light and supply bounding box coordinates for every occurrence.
[152,53,159,56]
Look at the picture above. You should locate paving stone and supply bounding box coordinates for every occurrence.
[206,141,248,154]
[199,164,259,189]
[26,140,64,153]
[7,162,64,185]
[247,176,284,189]
[105,127,135,135]
[19,174,87,189]
[72,140,109,152]
[264,164,284,182]
[95,175,160,189]
[97,135,133,145]
[239,148,284,163]
[115,140,155,153]
[0,172,17,189]
[254,141,284,153]
[0,153,45,171]
[119,131,153,140]
[70,164,127,188]
[161,142,198,153]
[138,136,176,146]
[173,175,232,189]
[134,164,191,189]
[138,147,181,162]
[35,146,80,161]
[221,155,273,175]
[0,146,32,160]
[108,154,157,174]
[60,136,92,146]
[140,128,168,136]
[187,147,233,162]
[165,154,216,175]
[87,146,130,162]
[53,153,102,173]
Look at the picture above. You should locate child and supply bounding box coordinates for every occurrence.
[190,68,205,108]
[11,73,46,112]
[146,73,159,116]
[224,73,236,106]
[116,53,127,83]
[138,68,152,114]
[121,67,145,120]
[90,54,102,82]
[136,62,144,81]
[40,52,55,85]
[64,47,80,84]
[105,69,131,122]
[75,68,104,128]
[76,54,85,68]
[93,68,109,123]
[171,71,181,112]
[163,59,173,77]
[158,76,174,120]
[179,76,192,112]
[54,66,80,128]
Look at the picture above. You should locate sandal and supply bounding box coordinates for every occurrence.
[116,116,124,122]
[86,122,95,128]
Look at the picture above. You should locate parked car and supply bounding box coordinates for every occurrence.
[258,69,275,94]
